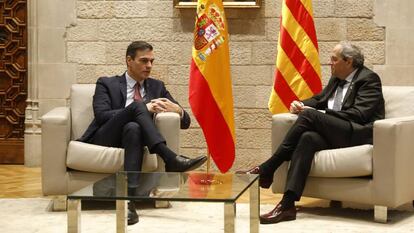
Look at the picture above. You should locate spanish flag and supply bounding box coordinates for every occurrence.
[268,0,322,114]
[189,0,235,173]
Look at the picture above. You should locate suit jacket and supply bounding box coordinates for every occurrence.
[79,74,191,142]
[302,66,385,144]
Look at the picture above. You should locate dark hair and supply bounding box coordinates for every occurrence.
[126,41,153,59]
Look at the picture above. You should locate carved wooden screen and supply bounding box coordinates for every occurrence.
[0,0,27,164]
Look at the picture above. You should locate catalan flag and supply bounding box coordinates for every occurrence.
[189,0,235,173]
[268,0,322,114]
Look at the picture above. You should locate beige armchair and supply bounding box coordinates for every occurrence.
[41,84,180,207]
[271,86,414,223]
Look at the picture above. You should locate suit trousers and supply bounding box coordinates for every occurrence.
[89,101,165,187]
[260,109,371,200]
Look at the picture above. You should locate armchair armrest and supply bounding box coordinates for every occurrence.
[41,107,71,195]
[373,116,414,206]
[271,113,297,193]
[155,112,180,153]
[271,113,298,152]
[153,112,181,171]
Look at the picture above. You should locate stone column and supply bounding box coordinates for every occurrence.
[25,0,77,166]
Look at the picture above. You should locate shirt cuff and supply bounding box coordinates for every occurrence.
[179,107,184,119]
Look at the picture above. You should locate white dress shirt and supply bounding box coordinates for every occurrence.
[125,72,145,107]
[327,69,358,110]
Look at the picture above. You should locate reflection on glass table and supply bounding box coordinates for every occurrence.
[67,171,260,233]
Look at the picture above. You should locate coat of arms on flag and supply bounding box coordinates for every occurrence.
[194,4,226,61]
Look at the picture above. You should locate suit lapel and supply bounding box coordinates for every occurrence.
[143,78,156,103]
[119,74,127,106]
[321,79,339,103]
[342,68,362,107]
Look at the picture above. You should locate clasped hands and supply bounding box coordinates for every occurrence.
[289,100,315,114]
[146,98,182,116]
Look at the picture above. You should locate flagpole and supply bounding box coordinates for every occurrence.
[206,149,211,174]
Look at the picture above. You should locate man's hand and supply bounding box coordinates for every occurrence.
[290,100,315,114]
[146,102,157,113]
[290,100,305,114]
[150,98,183,116]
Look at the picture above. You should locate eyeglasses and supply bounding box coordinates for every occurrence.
[330,56,340,62]
[330,55,348,63]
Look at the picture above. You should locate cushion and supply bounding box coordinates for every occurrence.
[67,141,124,173]
[309,144,373,177]
[70,84,96,140]
[66,141,158,173]
[383,86,414,118]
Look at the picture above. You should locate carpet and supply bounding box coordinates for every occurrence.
[1,198,414,233]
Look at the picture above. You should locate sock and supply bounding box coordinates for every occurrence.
[128,187,136,196]
[280,190,297,210]
[260,149,290,176]
[152,143,177,163]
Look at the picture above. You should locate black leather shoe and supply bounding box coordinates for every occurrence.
[235,166,261,174]
[235,166,273,189]
[259,203,296,224]
[128,201,139,225]
[165,155,207,172]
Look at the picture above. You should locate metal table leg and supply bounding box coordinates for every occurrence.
[224,202,236,233]
[116,173,127,233]
[249,179,259,233]
[116,200,127,233]
[67,199,81,233]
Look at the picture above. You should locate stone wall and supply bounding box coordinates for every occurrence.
[53,0,387,170]
[26,0,414,168]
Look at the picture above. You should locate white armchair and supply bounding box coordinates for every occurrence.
[41,84,180,207]
[271,86,414,222]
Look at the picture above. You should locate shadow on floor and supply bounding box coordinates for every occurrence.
[81,199,159,210]
[297,202,414,224]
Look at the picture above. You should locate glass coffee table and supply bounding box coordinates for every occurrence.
[67,171,259,233]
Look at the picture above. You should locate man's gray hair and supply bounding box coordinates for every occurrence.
[338,41,364,68]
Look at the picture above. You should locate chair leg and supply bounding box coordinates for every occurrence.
[374,205,387,223]
[51,195,67,211]
[155,200,171,208]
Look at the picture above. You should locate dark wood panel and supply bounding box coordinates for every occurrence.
[0,140,24,163]
[0,0,27,164]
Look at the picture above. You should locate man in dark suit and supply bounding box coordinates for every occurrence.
[238,41,385,224]
[79,41,207,225]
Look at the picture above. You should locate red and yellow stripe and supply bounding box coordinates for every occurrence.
[189,0,235,173]
[269,0,322,114]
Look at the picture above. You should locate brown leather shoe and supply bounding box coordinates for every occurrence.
[259,203,296,224]
[235,166,273,188]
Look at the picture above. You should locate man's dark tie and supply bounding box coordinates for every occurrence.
[332,80,347,111]
[133,83,142,102]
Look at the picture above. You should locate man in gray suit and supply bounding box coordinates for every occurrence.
[238,41,385,224]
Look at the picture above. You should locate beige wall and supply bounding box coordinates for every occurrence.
[374,0,414,85]
[26,0,414,169]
